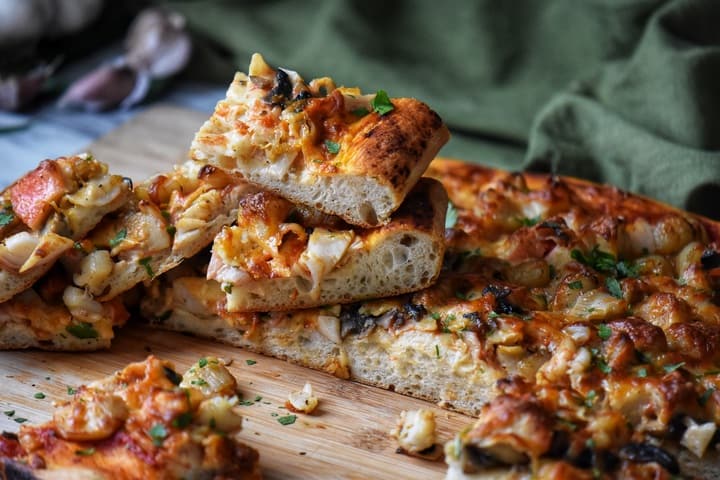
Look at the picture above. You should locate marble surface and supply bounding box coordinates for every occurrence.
[0,81,226,188]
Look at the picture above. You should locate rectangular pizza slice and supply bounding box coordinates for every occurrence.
[140,158,720,479]
[0,154,131,303]
[207,177,447,312]
[190,53,450,227]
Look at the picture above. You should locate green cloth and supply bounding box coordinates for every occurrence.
[168,0,720,219]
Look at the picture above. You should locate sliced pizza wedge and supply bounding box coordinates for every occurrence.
[66,161,254,302]
[0,154,131,303]
[190,53,450,227]
[140,158,720,478]
[207,177,447,312]
[0,356,261,479]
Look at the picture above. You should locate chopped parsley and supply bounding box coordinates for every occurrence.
[109,228,127,248]
[271,412,279,417]
[239,399,255,406]
[198,357,208,368]
[597,324,612,341]
[571,247,616,274]
[597,358,612,374]
[171,412,193,429]
[3,410,14,417]
[663,362,686,373]
[698,387,715,406]
[636,367,648,378]
[445,202,459,229]
[0,211,14,227]
[435,344,440,359]
[584,390,597,408]
[139,257,154,277]
[148,423,168,446]
[246,359,257,366]
[324,140,340,154]
[166,225,176,237]
[520,216,540,227]
[66,322,99,339]
[352,107,369,117]
[190,379,208,387]
[75,448,95,456]
[33,392,45,399]
[568,280,583,290]
[223,283,233,294]
[277,414,297,426]
[73,241,87,253]
[254,395,263,402]
[430,312,441,321]
[13,418,27,424]
[371,90,394,115]
[605,277,623,299]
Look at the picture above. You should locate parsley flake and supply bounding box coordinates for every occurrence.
[445,202,458,229]
[166,225,176,237]
[605,277,623,299]
[277,414,297,426]
[3,410,14,417]
[371,90,394,115]
[139,257,154,277]
[520,216,540,227]
[172,412,193,429]
[246,359,257,366]
[198,357,208,368]
[66,386,77,395]
[597,358,612,374]
[109,228,127,248]
[66,322,98,339]
[223,283,233,294]
[0,211,14,227]
[75,448,95,456]
[568,280,583,290]
[435,345,441,358]
[636,367,648,378]
[597,324,612,341]
[13,418,27,423]
[148,423,168,446]
[324,140,340,154]
[33,392,45,399]
[584,390,597,408]
[663,362,686,373]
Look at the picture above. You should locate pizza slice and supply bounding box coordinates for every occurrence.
[0,356,261,479]
[0,265,128,350]
[0,154,131,303]
[206,177,447,312]
[66,161,254,302]
[140,158,720,478]
[190,53,450,227]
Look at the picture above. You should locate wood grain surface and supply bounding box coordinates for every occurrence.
[0,105,474,480]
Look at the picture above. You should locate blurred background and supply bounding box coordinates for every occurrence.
[1,0,719,218]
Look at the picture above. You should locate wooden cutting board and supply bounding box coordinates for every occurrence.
[0,105,474,480]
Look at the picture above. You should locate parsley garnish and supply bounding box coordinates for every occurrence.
[352,107,369,117]
[75,448,95,456]
[148,423,168,446]
[605,277,623,299]
[371,90,394,115]
[3,410,14,417]
[0,211,14,227]
[568,280,583,290]
[430,312,441,321]
[584,390,597,408]
[572,246,638,279]
[445,202,458,229]
[636,367,648,378]
[239,399,255,406]
[663,362,685,373]
[254,395,263,402]
[139,257,154,277]
[172,412,193,429]
[66,322,98,339]
[520,216,540,227]
[109,228,127,248]
[597,358,612,374]
[597,324,612,341]
[699,387,715,406]
[33,392,45,399]
[324,140,340,154]
[223,283,233,294]
[166,225,176,237]
[246,359,257,366]
[277,414,297,426]
[435,345,440,358]
[190,379,208,387]
[13,418,27,423]
[198,357,208,368]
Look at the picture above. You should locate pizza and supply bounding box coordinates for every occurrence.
[0,356,261,479]
[141,158,720,478]
[189,53,450,228]
[65,161,253,302]
[207,177,447,312]
[0,154,131,303]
